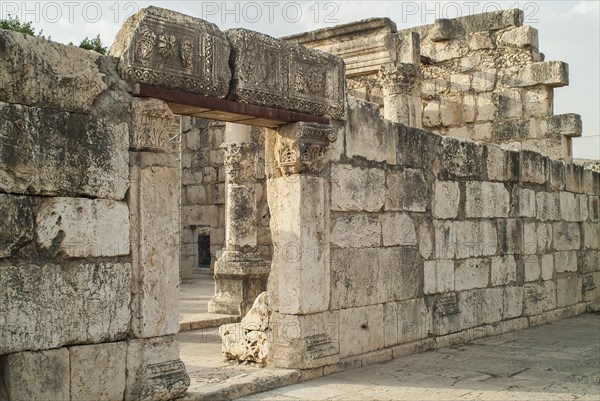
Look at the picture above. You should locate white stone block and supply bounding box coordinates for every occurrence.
[347,99,397,164]
[397,298,429,343]
[418,222,434,260]
[339,304,384,358]
[518,188,537,217]
[498,88,523,119]
[433,181,460,219]
[455,258,490,291]
[381,212,416,246]
[524,255,541,282]
[556,275,580,307]
[498,26,538,48]
[36,197,129,257]
[465,181,510,218]
[491,255,517,286]
[424,260,454,294]
[560,191,579,221]
[450,74,471,92]
[553,222,581,251]
[332,214,381,248]
[537,223,553,253]
[472,69,497,92]
[554,251,578,273]
[423,100,441,127]
[503,286,523,319]
[435,220,498,259]
[476,92,496,121]
[583,222,600,249]
[70,342,126,401]
[332,164,385,212]
[440,97,463,126]
[459,288,503,328]
[540,254,554,280]
[463,94,476,123]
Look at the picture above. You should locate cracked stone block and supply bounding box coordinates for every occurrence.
[110,6,231,97]
[0,263,131,354]
[227,28,345,119]
[0,102,128,199]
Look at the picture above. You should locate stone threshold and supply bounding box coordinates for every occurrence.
[179,313,240,332]
[180,303,591,401]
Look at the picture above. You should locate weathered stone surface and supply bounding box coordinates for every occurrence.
[583,222,600,249]
[385,168,428,212]
[332,164,385,212]
[514,61,569,88]
[459,288,503,328]
[455,258,490,291]
[130,165,180,337]
[503,286,523,319]
[0,193,34,258]
[268,176,329,314]
[434,220,497,259]
[110,6,231,97]
[524,255,541,282]
[556,275,580,308]
[330,247,419,309]
[0,262,131,354]
[465,181,510,218]
[521,151,547,185]
[346,99,397,163]
[498,26,538,48]
[424,260,454,294]
[552,222,581,251]
[430,293,460,336]
[2,348,70,401]
[554,251,578,273]
[0,29,111,113]
[541,253,554,280]
[537,192,561,221]
[491,255,517,286]
[339,304,384,358]
[332,214,381,248]
[270,310,339,369]
[433,181,460,219]
[125,335,190,401]
[440,137,484,179]
[380,213,416,246]
[227,28,345,119]
[221,292,271,364]
[542,114,582,137]
[523,281,557,315]
[0,102,128,199]
[70,342,127,401]
[418,221,434,259]
[35,197,129,257]
[397,298,430,343]
[517,188,537,217]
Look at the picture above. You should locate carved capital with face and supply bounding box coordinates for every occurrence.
[274,122,337,176]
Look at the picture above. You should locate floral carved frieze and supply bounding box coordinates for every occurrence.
[275,123,337,176]
[222,142,257,184]
[110,7,230,98]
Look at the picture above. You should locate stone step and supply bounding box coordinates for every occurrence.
[179,313,240,332]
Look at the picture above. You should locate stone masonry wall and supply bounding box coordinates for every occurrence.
[411,9,581,161]
[0,28,188,400]
[180,119,272,279]
[321,98,599,365]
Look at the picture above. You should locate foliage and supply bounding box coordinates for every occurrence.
[0,15,47,39]
[78,35,107,55]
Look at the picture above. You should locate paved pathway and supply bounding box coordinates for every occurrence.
[238,314,600,400]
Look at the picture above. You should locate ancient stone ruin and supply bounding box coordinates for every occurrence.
[0,6,598,400]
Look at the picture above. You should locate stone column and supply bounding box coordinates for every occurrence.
[266,122,340,369]
[378,62,422,127]
[208,123,270,316]
[127,97,189,399]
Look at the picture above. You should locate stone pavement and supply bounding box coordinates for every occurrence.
[237,313,600,400]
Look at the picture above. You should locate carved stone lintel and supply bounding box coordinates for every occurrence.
[378,62,420,97]
[275,122,336,176]
[221,142,257,184]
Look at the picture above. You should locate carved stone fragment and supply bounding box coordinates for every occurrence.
[227,29,346,119]
[110,6,231,97]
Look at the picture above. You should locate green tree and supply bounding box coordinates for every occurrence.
[78,35,107,55]
[0,15,47,39]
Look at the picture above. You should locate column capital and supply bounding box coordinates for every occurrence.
[377,62,420,97]
[275,122,337,176]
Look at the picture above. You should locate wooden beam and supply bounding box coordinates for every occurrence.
[135,84,330,127]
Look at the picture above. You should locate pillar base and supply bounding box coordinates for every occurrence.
[208,251,270,316]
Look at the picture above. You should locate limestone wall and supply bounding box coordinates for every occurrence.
[412,10,581,160]
[0,28,188,400]
[179,119,272,279]
[286,9,582,161]
[327,98,598,365]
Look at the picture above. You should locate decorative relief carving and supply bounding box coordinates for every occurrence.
[275,123,336,176]
[132,98,180,152]
[221,142,257,184]
[227,28,346,119]
[111,7,231,97]
[378,62,420,96]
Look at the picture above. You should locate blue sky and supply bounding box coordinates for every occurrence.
[2,1,597,159]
